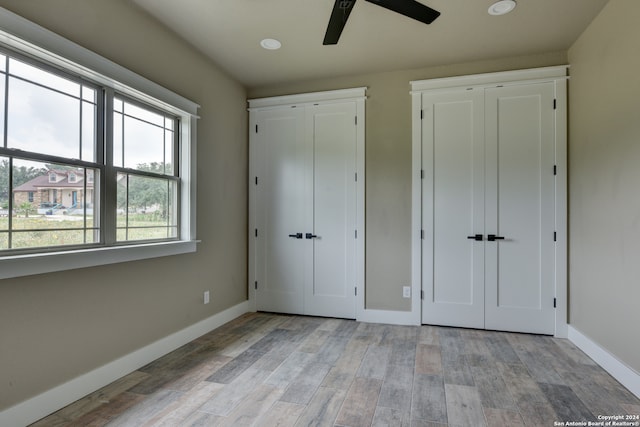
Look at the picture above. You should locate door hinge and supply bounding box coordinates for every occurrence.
[421,290,424,300]
[255,124,258,133]
[355,287,357,296]
[554,231,557,242]
[255,281,258,290]
[421,229,425,239]
[553,99,557,110]
[355,116,358,125]
[421,169,424,179]
[355,229,358,239]
[355,172,357,182]
[421,109,424,120]
[553,297,557,308]
[255,228,258,237]
[255,176,258,185]
[553,165,557,175]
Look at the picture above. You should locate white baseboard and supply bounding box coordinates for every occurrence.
[568,325,640,399]
[0,300,250,427]
[357,308,420,326]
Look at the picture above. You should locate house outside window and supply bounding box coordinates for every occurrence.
[0,9,197,278]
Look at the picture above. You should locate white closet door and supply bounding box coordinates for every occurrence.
[421,90,485,328]
[484,83,556,334]
[255,108,310,315]
[304,102,357,319]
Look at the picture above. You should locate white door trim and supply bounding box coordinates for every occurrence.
[411,66,569,336]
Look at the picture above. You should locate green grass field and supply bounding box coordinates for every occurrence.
[0,213,176,250]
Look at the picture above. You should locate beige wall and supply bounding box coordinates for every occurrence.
[0,0,248,410]
[5,0,637,413]
[568,0,640,373]
[249,52,568,311]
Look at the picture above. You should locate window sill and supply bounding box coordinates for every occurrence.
[0,240,199,280]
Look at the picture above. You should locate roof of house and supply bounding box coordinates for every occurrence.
[13,173,93,192]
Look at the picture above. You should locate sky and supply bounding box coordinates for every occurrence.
[2,54,174,174]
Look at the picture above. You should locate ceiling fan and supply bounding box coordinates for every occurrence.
[323,0,441,45]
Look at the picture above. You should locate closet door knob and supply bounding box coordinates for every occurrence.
[288,233,303,239]
[487,234,505,241]
[467,234,483,241]
[305,233,318,239]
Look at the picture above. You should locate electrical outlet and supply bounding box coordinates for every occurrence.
[204,290,210,304]
[402,286,411,298]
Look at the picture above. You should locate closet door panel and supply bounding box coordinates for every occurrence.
[484,83,556,334]
[305,102,357,319]
[255,108,309,315]
[421,90,485,328]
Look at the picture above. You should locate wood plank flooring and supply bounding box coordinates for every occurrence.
[31,312,640,427]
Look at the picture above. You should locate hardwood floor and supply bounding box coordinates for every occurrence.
[31,312,640,426]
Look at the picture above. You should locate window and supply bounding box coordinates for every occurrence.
[113,97,178,242]
[0,8,197,278]
[0,55,100,250]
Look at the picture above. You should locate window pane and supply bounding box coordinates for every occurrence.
[116,173,176,242]
[7,77,81,159]
[82,101,96,162]
[0,232,7,249]
[114,110,123,168]
[0,73,5,146]
[9,58,80,97]
[114,98,175,174]
[123,115,164,170]
[124,101,164,127]
[0,54,6,72]
[168,177,178,228]
[11,229,86,249]
[10,160,47,222]
[165,129,174,175]
[5,159,99,250]
[82,86,96,103]
[0,157,8,220]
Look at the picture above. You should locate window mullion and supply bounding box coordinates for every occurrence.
[174,122,181,239]
[78,90,83,161]
[125,174,129,242]
[7,156,12,249]
[103,87,117,246]
[173,118,179,177]
[2,55,8,149]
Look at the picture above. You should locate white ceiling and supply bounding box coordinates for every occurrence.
[133,0,609,89]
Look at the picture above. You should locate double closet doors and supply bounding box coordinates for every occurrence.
[414,70,567,335]
[249,89,365,319]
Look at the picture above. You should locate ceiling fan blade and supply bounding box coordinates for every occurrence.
[364,0,440,25]
[323,0,357,45]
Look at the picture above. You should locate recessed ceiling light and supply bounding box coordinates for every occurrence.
[488,0,516,16]
[260,38,282,50]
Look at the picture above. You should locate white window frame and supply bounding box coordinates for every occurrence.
[0,7,199,279]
